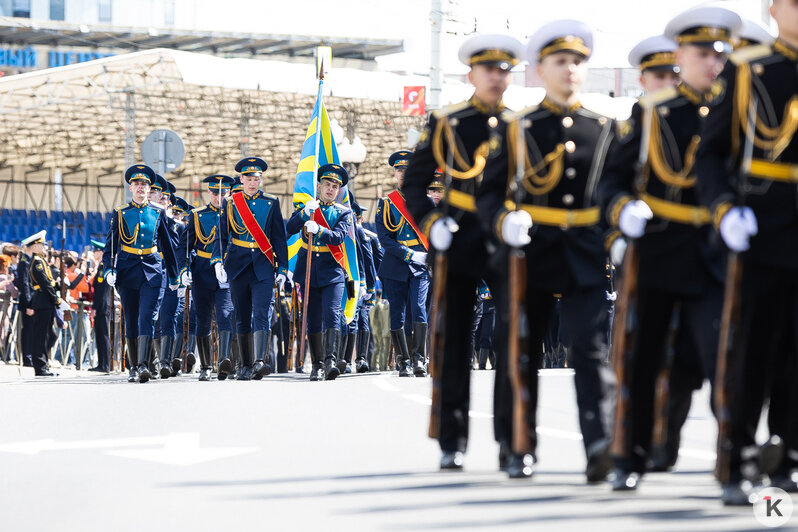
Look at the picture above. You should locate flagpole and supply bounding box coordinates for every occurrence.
[298,65,325,370]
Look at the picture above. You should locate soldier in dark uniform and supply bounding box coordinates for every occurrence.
[25,231,71,376]
[404,33,523,470]
[88,239,111,373]
[218,158,289,381]
[427,172,445,206]
[376,151,430,378]
[103,164,179,383]
[696,0,798,504]
[598,7,742,490]
[146,173,172,376]
[179,176,236,381]
[477,22,616,481]
[13,239,33,367]
[286,164,353,381]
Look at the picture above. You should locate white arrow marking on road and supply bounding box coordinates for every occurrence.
[0,436,169,455]
[104,432,258,466]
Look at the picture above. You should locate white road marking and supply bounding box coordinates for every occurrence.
[373,376,400,392]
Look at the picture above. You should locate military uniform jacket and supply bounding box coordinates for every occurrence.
[600,86,725,296]
[368,231,384,272]
[91,265,109,315]
[375,192,429,282]
[179,204,229,290]
[478,98,615,293]
[14,253,31,310]
[217,190,289,283]
[404,96,506,280]
[102,200,179,288]
[286,201,353,288]
[355,223,377,296]
[29,254,61,310]
[696,40,798,270]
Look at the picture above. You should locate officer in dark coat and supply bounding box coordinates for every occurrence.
[695,0,798,504]
[404,33,522,471]
[478,22,616,481]
[89,239,111,373]
[286,164,353,381]
[13,241,33,367]
[179,176,236,381]
[25,231,70,376]
[218,157,289,381]
[598,6,742,491]
[377,151,431,378]
[103,164,179,383]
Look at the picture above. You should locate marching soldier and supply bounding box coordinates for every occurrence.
[427,170,444,206]
[24,231,70,376]
[376,151,430,378]
[218,157,289,381]
[286,164,353,381]
[404,33,522,470]
[695,0,798,504]
[14,238,33,367]
[179,176,236,381]
[598,6,742,490]
[103,164,179,383]
[477,22,616,481]
[88,239,111,373]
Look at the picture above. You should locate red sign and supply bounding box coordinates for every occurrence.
[403,86,426,116]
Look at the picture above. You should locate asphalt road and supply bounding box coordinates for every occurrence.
[0,368,790,531]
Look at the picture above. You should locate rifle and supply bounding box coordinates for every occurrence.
[650,305,681,468]
[428,116,458,440]
[507,116,532,454]
[610,104,653,458]
[182,228,192,373]
[715,97,757,484]
[60,220,72,322]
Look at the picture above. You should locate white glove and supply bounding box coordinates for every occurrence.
[168,283,179,291]
[286,270,294,283]
[58,300,71,312]
[610,237,628,267]
[214,263,228,284]
[358,285,367,300]
[303,199,320,216]
[305,220,320,234]
[180,270,192,287]
[720,206,758,252]
[275,273,287,290]
[177,287,186,298]
[429,217,460,251]
[501,210,533,248]
[618,200,653,239]
[105,270,116,287]
[363,291,374,301]
[606,291,617,302]
[411,251,427,265]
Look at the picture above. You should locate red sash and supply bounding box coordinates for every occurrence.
[311,208,347,271]
[232,192,274,266]
[387,190,429,250]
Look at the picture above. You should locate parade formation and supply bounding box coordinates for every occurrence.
[7,1,798,512]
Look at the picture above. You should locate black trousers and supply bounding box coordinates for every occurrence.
[615,286,722,472]
[728,261,798,483]
[496,285,614,457]
[94,311,110,371]
[30,307,54,374]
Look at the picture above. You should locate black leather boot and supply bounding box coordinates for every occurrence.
[217,330,233,381]
[355,329,370,373]
[137,335,152,383]
[185,334,197,373]
[230,334,241,379]
[171,334,184,376]
[125,337,138,382]
[391,329,412,377]
[478,347,490,370]
[411,322,428,377]
[323,328,341,381]
[308,332,324,381]
[159,336,174,379]
[149,337,162,378]
[252,330,273,380]
[197,335,213,381]
[338,332,356,374]
[236,333,254,380]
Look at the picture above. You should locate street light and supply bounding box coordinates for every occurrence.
[340,136,367,179]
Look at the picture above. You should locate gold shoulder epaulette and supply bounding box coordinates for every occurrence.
[116,203,130,211]
[432,100,472,119]
[729,44,772,66]
[579,102,612,120]
[639,86,679,109]
[261,192,277,200]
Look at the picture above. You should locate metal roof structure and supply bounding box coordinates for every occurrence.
[0,18,404,60]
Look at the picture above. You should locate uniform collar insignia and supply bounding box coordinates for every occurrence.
[131,200,147,208]
[469,94,506,115]
[774,39,798,62]
[677,82,716,105]
[540,96,582,115]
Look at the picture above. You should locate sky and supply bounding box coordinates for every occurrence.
[183,0,772,73]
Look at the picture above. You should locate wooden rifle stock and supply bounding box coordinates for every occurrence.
[508,248,532,454]
[427,250,447,439]
[610,242,640,457]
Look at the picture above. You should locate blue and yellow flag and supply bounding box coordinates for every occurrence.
[288,82,360,323]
